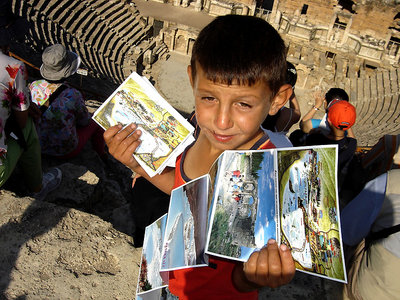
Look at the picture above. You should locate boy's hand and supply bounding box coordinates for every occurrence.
[233,239,295,291]
[103,123,142,171]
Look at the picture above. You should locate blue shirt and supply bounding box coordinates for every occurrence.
[340,173,387,246]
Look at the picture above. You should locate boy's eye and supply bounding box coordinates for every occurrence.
[202,96,216,101]
[238,102,252,108]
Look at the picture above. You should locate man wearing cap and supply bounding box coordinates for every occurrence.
[0,0,61,199]
[30,44,104,158]
[300,88,355,136]
[305,100,357,193]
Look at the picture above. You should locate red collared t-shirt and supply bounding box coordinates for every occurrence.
[169,133,276,300]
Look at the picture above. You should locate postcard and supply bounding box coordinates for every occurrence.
[160,175,210,271]
[136,214,168,299]
[205,146,347,283]
[92,72,195,177]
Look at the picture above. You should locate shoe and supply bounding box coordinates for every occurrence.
[33,167,62,201]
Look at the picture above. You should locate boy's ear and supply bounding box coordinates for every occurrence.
[187,65,194,88]
[268,84,292,116]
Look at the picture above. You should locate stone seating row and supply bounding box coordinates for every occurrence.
[16,0,152,83]
[348,68,400,146]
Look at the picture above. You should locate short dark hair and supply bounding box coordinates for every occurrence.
[190,15,287,96]
[325,88,349,105]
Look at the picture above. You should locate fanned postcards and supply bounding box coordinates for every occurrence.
[136,145,347,298]
[92,72,195,177]
[136,214,168,300]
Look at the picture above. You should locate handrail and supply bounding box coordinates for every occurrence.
[9,51,40,70]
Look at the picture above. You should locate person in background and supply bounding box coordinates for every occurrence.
[262,61,301,134]
[290,87,354,146]
[341,169,400,300]
[0,0,61,200]
[30,44,105,159]
[305,100,357,199]
[300,87,354,137]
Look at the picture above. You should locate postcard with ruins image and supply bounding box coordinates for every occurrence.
[92,72,195,177]
[205,146,346,283]
[136,214,168,299]
[206,150,277,261]
[160,175,211,271]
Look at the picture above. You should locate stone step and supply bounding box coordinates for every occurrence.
[357,76,371,122]
[20,0,150,84]
[390,68,399,96]
[349,77,358,103]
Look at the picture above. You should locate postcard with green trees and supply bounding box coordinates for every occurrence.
[92,72,195,177]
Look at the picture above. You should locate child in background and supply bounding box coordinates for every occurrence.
[30,44,105,159]
[104,15,295,299]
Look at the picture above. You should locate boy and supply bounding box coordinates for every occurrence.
[104,15,295,299]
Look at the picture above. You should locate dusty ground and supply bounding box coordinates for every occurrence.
[0,195,142,300]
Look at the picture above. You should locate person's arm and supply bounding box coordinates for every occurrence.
[10,62,30,128]
[72,89,91,127]
[13,109,28,129]
[104,123,176,194]
[232,239,295,292]
[276,91,301,132]
[300,91,324,134]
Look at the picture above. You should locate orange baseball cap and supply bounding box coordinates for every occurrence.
[327,100,356,130]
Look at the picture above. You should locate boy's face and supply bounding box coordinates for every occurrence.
[188,64,289,151]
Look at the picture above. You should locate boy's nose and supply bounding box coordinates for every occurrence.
[215,106,233,130]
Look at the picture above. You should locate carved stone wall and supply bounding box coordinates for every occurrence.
[160,22,199,55]
[271,0,400,67]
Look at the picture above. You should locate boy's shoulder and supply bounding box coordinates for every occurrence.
[263,129,292,148]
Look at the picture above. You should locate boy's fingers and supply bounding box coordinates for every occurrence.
[103,124,123,142]
[245,239,294,288]
[263,239,282,286]
[112,130,142,158]
[124,133,142,153]
[243,250,259,283]
[104,124,138,150]
[279,244,296,283]
[113,123,137,143]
